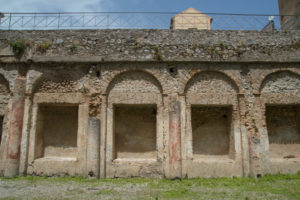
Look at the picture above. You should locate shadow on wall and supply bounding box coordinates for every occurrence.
[114,105,157,159]
[35,105,79,159]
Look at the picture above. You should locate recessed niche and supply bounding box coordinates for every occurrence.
[35,105,78,159]
[114,105,157,159]
[266,105,300,159]
[192,106,231,157]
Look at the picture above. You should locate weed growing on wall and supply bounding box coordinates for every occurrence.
[152,45,162,61]
[292,38,300,49]
[37,43,51,53]
[69,44,77,53]
[9,38,29,56]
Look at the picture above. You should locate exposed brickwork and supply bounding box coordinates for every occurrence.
[261,71,300,93]
[0,30,300,178]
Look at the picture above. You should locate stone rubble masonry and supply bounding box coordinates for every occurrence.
[0,30,300,63]
[0,29,299,178]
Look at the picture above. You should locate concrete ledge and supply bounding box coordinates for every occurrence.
[27,157,80,176]
[113,158,157,163]
[2,56,300,64]
[111,159,162,178]
[36,157,77,162]
[268,158,300,174]
[29,56,300,64]
[186,158,242,178]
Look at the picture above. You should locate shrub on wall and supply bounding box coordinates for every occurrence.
[9,38,29,56]
[37,43,51,53]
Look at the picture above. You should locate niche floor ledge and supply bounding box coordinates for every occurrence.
[113,158,157,163]
[35,157,77,162]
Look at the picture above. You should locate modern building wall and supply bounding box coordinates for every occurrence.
[278,0,300,30]
[170,8,212,30]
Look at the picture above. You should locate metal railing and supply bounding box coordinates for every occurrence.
[0,12,299,31]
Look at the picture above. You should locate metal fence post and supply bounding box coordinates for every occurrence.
[58,13,60,29]
[33,13,36,30]
[107,14,109,28]
[9,13,12,30]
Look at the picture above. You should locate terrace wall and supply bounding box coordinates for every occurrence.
[0,30,300,178]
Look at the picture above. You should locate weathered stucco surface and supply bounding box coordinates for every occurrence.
[191,106,231,156]
[114,105,157,159]
[35,105,79,159]
[0,29,300,178]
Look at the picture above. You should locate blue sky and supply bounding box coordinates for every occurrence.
[0,0,279,14]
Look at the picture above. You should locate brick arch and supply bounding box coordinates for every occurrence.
[102,69,164,94]
[32,74,77,94]
[183,71,239,95]
[0,73,10,94]
[31,67,88,94]
[106,70,163,95]
[260,70,300,93]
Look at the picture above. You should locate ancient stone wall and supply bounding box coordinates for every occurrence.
[0,30,300,178]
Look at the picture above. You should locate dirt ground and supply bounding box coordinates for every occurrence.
[0,174,300,200]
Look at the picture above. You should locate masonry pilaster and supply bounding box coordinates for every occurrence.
[4,77,26,177]
[239,68,264,177]
[168,94,182,179]
[19,96,32,175]
[87,117,100,178]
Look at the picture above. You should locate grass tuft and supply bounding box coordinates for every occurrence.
[1,173,300,199]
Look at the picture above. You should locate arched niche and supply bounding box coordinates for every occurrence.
[185,71,238,93]
[33,74,78,94]
[27,67,88,177]
[185,71,238,105]
[30,65,89,94]
[105,70,164,178]
[107,70,163,98]
[183,71,242,178]
[260,71,300,166]
[260,71,300,94]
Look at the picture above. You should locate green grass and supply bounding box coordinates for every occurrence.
[1,173,300,199]
[97,190,115,195]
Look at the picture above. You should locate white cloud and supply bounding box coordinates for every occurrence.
[0,0,104,12]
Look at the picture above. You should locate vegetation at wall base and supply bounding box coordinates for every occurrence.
[0,173,299,199]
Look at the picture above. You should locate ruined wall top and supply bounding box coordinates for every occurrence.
[0,29,300,63]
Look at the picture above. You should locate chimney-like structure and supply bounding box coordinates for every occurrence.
[170,7,212,30]
[278,0,300,30]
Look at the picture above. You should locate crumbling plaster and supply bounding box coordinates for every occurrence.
[0,30,300,178]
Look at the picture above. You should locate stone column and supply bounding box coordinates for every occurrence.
[100,94,107,178]
[239,94,264,178]
[238,94,250,177]
[19,96,32,175]
[239,67,264,177]
[87,117,100,178]
[4,77,26,177]
[78,103,89,176]
[239,93,263,177]
[168,98,182,179]
[249,95,266,177]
